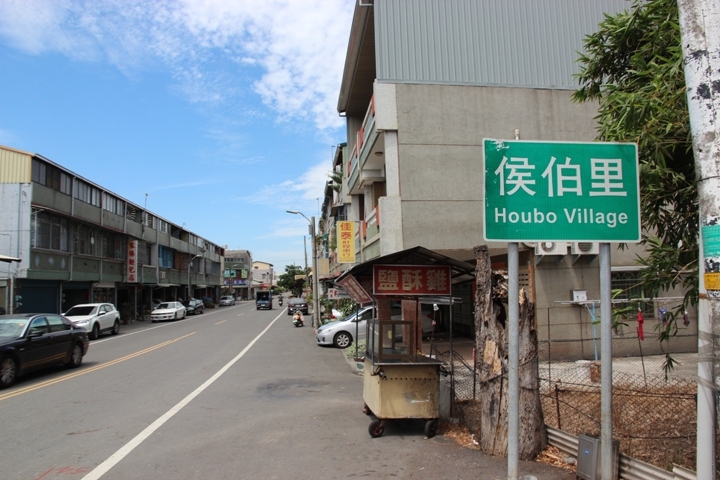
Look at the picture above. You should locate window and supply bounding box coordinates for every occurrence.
[100,231,126,260]
[32,212,70,252]
[611,270,654,318]
[32,159,72,195]
[158,245,174,268]
[102,193,125,215]
[75,180,101,206]
[47,315,69,332]
[74,224,97,256]
[29,317,49,335]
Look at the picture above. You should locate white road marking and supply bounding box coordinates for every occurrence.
[82,310,285,480]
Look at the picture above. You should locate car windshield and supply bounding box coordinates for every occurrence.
[0,318,29,337]
[65,306,96,316]
[289,299,305,305]
[157,303,172,309]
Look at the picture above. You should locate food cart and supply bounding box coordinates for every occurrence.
[336,247,476,438]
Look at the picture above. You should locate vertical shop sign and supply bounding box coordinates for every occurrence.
[127,240,138,283]
[337,221,355,263]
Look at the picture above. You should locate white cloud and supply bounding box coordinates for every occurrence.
[0,0,353,131]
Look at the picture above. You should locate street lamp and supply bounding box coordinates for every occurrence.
[188,254,202,301]
[286,210,320,329]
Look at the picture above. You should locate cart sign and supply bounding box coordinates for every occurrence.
[337,274,373,305]
[373,265,452,295]
[483,139,640,242]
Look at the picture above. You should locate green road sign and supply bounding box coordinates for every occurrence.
[483,139,640,242]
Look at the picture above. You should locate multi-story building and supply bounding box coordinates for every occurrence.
[323,0,696,356]
[252,261,275,291]
[223,249,252,300]
[0,145,224,317]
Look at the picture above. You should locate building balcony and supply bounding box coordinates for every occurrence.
[347,96,385,195]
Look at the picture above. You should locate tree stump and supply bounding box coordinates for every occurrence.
[474,245,546,460]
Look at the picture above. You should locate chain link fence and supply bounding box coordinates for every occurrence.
[425,334,716,473]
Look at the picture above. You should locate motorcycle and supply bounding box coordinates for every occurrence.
[278,297,283,306]
[292,310,304,327]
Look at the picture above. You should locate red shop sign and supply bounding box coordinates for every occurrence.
[373,265,452,296]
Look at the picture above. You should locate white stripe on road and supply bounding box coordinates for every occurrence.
[82,310,285,480]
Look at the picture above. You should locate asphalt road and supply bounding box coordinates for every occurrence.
[0,302,575,480]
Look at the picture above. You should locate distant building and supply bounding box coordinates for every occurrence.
[0,145,224,315]
[252,261,274,290]
[224,249,252,300]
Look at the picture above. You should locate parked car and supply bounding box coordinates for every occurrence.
[63,303,121,340]
[183,298,204,315]
[287,297,309,315]
[0,313,89,389]
[151,302,186,322]
[315,306,374,348]
[219,296,236,306]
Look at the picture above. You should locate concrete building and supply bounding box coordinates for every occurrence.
[322,0,696,357]
[252,261,275,291]
[0,145,224,317]
[223,249,252,300]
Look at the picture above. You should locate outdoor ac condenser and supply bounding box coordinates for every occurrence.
[571,242,600,255]
[534,241,568,256]
[576,434,619,480]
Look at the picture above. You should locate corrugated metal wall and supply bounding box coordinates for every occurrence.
[374,0,629,89]
[0,146,32,183]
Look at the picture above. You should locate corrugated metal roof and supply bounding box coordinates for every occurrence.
[374,0,630,89]
[0,145,32,183]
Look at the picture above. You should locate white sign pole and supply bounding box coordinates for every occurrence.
[599,243,613,479]
[507,242,519,480]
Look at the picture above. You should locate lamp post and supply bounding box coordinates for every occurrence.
[188,254,202,301]
[287,210,320,329]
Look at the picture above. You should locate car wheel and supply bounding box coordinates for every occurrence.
[65,342,84,368]
[111,319,120,335]
[90,323,100,340]
[334,332,353,349]
[198,307,203,314]
[174,312,178,320]
[0,355,17,389]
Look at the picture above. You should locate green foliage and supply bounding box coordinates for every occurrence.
[277,264,307,295]
[573,0,697,369]
[344,340,366,361]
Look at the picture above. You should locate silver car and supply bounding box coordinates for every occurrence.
[219,296,236,306]
[315,307,375,348]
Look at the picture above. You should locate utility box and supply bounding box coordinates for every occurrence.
[576,434,619,480]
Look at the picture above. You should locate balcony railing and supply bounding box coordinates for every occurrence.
[347,95,376,193]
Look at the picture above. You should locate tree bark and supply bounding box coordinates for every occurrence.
[474,245,546,459]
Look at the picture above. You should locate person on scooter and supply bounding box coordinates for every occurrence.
[292,309,304,326]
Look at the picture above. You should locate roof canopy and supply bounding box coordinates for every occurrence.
[336,246,476,286]
[0,254,21,263]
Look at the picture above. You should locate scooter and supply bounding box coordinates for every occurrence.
[292,310,304,327]
[278,297,283,306]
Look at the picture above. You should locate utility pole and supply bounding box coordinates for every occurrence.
[677,1,719,478]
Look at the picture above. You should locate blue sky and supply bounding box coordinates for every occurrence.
[0,0,354,274]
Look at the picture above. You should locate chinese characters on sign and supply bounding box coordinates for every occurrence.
[126,240,138,283]
[483,140,640,242]
[337,221,355,263]
[372,265,452,296]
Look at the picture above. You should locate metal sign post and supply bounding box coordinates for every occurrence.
[483,139,640,480]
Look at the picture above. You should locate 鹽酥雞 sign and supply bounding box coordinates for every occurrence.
[483,139,640,242]
[373,265,452,296]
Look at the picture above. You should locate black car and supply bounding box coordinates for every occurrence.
[287,298,309,315]
[183,298,205,315]
[0,313,90,389]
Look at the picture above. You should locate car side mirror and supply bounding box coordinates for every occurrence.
[27,329,44,338]
[98,311,106,316]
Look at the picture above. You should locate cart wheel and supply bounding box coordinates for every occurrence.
[424,419,438,438]
[368,419,384,438]
[362,403,373,416]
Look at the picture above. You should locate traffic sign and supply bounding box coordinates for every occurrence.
[483,139,640,242]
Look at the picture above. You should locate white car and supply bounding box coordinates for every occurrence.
[151,302,187,322]
[64,303,121,340]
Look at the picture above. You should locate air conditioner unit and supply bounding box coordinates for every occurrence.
[534,241,568,256]
[571,242,600,255]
